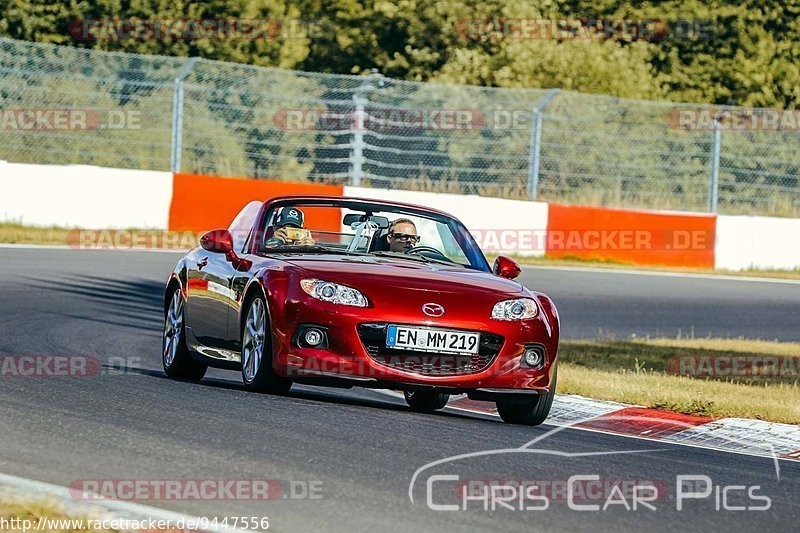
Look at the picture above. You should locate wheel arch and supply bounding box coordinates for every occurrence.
[240,275,271,334]
[164,257,188,313]
[164,275,183,313]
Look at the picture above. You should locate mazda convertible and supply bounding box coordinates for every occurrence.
[162,196,560,425]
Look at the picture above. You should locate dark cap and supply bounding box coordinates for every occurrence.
[275,207,304,228]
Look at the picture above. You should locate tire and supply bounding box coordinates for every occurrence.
[496,367,557,426]
[404,389,450,413]
[241,294,292,394]
[162,287,207,381]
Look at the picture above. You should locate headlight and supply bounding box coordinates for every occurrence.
[300,278,368,307]
[491,298,537,321]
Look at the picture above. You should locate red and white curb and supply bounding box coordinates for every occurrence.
[377,391,800,462]
[0,472,252,533]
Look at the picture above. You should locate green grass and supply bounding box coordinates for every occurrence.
[0,223,201,250]
[0,495,101,532]
[0,222,73,245]
[558,338,800,423]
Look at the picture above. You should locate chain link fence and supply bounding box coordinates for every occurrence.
[1,37,797,216]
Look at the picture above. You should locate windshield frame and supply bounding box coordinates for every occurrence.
[247,197,491,272]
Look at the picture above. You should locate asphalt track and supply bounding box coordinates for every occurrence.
[522,265,800,341]
[0,248,798,532]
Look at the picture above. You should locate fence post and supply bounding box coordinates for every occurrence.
[349,71,384,187]
[351,91,366,187]
[708,110,725,212]
[527,89,560,200]
[170,57,199,173]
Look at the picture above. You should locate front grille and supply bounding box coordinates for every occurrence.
[357,323,504,376]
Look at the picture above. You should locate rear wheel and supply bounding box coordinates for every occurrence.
[241,295,292,394]
[404,389,450,412]
[162,287,207,381]
[496,367,557,426]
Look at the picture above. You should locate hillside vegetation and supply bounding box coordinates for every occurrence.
[1,0,797,109]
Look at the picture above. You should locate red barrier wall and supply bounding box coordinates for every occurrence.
[545,204,717,268]
[168,173,343,233]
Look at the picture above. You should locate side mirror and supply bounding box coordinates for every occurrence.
[493,256,521,280]
[199,229,252,271]
[200,229,233,254]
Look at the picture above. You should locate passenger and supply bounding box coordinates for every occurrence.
[265,207,316,246]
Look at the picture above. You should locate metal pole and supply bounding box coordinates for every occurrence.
[351,92,365,187]
[527,89,560,200]
[170,57,199,173]
[708,110,725,212]
[349,71,382,187]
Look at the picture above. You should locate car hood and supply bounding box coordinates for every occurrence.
[278,254,525,297]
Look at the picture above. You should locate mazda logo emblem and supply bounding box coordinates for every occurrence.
[422,303,445,317]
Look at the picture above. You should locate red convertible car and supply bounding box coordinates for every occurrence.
[162,196,560,425]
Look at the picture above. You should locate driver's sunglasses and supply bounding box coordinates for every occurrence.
[390,232,420,243]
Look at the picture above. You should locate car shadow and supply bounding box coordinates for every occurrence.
[31,274,495,423]
[25,274,165,332]
[112,364,489,421]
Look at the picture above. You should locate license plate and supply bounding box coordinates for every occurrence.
[386,325,480,355]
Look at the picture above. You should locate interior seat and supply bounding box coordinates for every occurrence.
[369,229,390,252]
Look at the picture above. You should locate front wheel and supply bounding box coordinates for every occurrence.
[404,389,450,412]
[496,367,557,426]
[241,295,291,394]
[162,287,207,381]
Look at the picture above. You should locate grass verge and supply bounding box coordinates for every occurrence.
[0,498,101,532]
[558,338,800,424]
[0,223,200,250]
[0,223,73,246]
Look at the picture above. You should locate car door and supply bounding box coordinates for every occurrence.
[186,201,264,352]
[185,248,236,350]
[219,200,265,353]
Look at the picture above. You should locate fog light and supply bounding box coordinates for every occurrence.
[304,329,324,347]
[523,347,543,367]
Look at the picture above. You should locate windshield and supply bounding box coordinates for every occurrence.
[257,201,490,272]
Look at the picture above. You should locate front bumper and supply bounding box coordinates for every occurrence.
[268,293,558,393]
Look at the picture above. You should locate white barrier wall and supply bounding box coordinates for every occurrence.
[0,162,172,229]
[345,186,549,257]
[715,215,800,271]
[4,162,800,271]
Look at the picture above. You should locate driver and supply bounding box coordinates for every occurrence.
[386,218,420,253]
[265,207,316,246]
